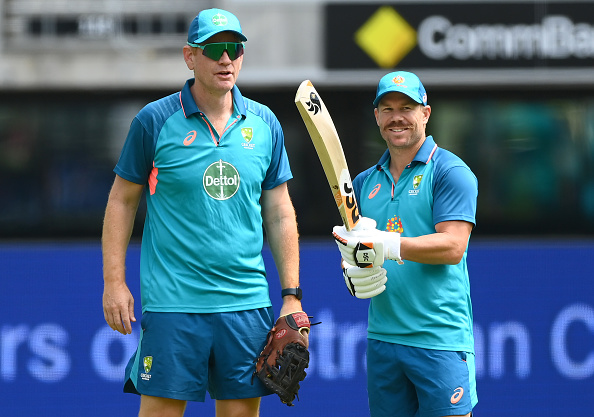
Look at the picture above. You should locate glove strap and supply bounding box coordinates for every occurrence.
[284,311,311,332]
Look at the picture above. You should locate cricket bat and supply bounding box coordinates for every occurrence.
[295,80,361,231]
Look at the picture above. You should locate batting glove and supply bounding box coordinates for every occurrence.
[333,217,403,268]
[342,259,388,299]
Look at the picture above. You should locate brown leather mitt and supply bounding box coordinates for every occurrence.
[253,311,311,406]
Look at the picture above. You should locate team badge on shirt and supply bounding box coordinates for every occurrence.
[241,127,255,149]
[409,174,423,195]
[203,159,240,200]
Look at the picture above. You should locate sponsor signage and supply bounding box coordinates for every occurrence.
[326,2,594,69]
[1,242,594,416]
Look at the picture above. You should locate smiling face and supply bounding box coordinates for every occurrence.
[183,31,244,97]
[374,92,431,153]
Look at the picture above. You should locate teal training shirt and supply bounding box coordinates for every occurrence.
[353,136,478,352]
[114,79,292,313]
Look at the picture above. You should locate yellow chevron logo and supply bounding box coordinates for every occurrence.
[354,6,417,68]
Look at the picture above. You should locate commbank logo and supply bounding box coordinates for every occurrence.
[203,159,240,200]
[355,6,417,68]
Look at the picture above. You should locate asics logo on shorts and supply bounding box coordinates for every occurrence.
[450,387,464,404]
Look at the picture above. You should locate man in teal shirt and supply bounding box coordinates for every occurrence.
[102,8,304,417]
[334,71,479,417]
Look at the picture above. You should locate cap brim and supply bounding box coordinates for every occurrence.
[373,89,424,107]
[194,30,247,44]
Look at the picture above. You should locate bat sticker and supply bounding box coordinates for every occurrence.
[306,92,322,115]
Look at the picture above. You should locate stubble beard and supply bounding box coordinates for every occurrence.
[384,125,423,153]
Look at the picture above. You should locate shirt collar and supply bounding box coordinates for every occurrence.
[377,135,438,170]
[413,135,438,164]
[179,78,247,119]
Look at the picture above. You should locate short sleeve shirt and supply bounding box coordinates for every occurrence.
[115,79,292,313]
[353,136,478,352]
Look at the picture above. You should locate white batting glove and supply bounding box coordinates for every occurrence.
[333,217,403,268]
[342,259,388,299]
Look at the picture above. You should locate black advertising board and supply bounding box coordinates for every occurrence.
[326,2,594,70]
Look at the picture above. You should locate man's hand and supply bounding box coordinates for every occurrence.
[333,217,402,268]
[254,311,311,406]
[342,259,387,299]
[102,282,136,334]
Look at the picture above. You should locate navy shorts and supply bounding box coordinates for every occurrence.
[367,340,478,417]
[123,308,274,401]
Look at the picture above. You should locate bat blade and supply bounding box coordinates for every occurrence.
[295,80,361,231]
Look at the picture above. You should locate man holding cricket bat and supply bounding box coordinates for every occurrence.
[101,8,305,417]
[333,71,479,417]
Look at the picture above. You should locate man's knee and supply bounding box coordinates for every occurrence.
[215,397,261,417]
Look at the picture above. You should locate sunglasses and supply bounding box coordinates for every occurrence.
[188,42,245,61]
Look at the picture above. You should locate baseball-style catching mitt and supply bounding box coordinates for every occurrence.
[254,311,311,406]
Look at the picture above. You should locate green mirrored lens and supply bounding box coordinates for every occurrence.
[199,43,244,61]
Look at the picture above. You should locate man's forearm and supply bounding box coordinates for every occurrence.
[102,203,135,284]
[266,210,300,289]
[102,179,142,284]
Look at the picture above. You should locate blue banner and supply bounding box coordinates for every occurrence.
[1,240,593,416]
